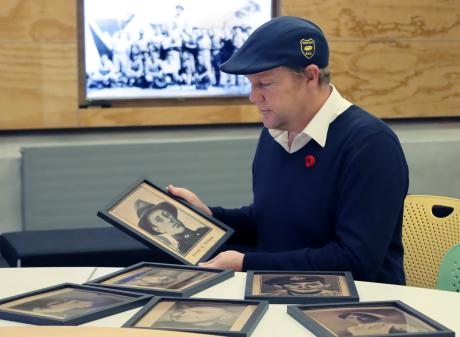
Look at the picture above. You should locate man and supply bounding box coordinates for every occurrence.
[154,303,241,331]
[30,299,94,317]
[135,199,210,255]
[114,268,205,289]
[262,275,340,296]
[169,16,409,284]
[117,269,180,288]
[338,311,429,335]
[11,297,99,319]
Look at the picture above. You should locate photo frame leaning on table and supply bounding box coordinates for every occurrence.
[287,300,455,337]
[97,178,234,266]
[0,283,151,325]
[86,261,234,297]
[123,297,269,337]
[245,271,359,304]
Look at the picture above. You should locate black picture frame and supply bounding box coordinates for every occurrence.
[287,300,455,337]
[97,178,234,265]
[0,283,151,325]
[85,261,234,297]
[245,271,359,304]
[123,296,269,337]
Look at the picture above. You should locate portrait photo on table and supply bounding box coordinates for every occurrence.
[288,301,455,337]
[0,283,150,325]
[245,271,359,304]
[97,178,234,265]
[123,297,269,337]
[86,261,234,297]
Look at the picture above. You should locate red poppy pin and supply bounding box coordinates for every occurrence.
[305,155,316,168]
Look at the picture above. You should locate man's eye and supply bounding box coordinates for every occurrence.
[155,216,163,222]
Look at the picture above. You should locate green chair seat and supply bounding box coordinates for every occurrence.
[436,243,460,292]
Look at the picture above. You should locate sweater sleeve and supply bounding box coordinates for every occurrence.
[210,205,256,233]
[243,132,408,282]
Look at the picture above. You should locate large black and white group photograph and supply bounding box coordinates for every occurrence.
[82,0,273,101]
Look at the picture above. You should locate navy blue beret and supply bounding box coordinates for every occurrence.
[220,16,329,75]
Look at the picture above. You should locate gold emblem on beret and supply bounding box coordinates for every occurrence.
[300,38,315,59]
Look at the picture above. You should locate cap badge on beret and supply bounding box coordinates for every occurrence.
[300,38,315,59]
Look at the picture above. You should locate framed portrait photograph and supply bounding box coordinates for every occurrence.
[97,178,234,265]
[287,301,455,337]
[86,261,234,297]
[245,271,359,304]
[0,283,151,325]
[0,326,230,337]
[123,297,269,337]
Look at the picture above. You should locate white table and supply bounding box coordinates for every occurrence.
[0,267,459,337]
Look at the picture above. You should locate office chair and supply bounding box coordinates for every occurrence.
[402,195,460,289]
[436,243,460,292]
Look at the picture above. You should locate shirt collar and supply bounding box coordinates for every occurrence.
[268,85,352,148]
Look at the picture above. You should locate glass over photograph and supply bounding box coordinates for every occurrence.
[100,266,217,291]
[132,300,257,332]
[253,274,349,297]
[304,305,438,337]
[0,288,131,320]
[80,0,274,101]
[105,181,228,265]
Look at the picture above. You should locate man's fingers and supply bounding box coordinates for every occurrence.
[168,184,188,198]
[168,184,212,216]
[199,254,220,267]
[197,251,243,272]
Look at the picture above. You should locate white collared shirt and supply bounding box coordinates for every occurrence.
[268,85,352,153]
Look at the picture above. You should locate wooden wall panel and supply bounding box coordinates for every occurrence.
[0,43,78,129]
[79,104,260,128]
[0,0,458,130]
[330,41,460,118]
[282,0,460,39]
[0,0,76,41]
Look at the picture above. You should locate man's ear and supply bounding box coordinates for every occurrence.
[304,65,320,83]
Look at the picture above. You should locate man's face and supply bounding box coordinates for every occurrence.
[136,273,178,287]
[147,209,185,235]
[170,306,226,325]
[345,313,365,323]
[283,280,326,294]
[247,67,309,132]
[36,299,93,313]
[343,313,381,324]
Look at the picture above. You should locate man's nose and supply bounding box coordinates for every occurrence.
[297,284,310,289]
[249,86,262,104]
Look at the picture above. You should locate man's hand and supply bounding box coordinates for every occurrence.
[167,184,212,216]
[198,250,244,271]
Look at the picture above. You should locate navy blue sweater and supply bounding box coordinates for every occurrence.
[211,106,409,284]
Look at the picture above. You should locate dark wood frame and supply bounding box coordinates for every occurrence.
[123,296,269,337]
[245,271,359,304]
[0,283,151,325]
[287,300,455,337]
[97,178,234,265]
[85,261,234,297]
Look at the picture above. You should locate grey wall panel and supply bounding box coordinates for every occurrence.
[0,158,22,233]
[21,139,258,230]
[402,141,460,199]
[20,137,460,231]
